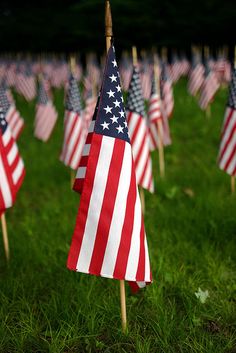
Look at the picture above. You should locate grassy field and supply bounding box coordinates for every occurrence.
[0,79,236,353]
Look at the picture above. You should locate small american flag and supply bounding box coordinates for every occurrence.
[16,65,36,101]
[0,83,24,140]
[161,63,174,119]
[199,62,220,110]
[126,67,154,193]
[218,67,236,176]
[67,46,152,292]
[34,78,58,142]
[60,73,85,170]
[0,109,25,215]
[188,56,205,96]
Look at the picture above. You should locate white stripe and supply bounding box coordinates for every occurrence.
[135,134,150,182]
[2,128,11,146]
[76,137,115,273]
[64,117,83,164]
[101,142,132,276]
[125,187,142,280]
[70,130,85,170]
[12,159,24,184]
[7,144,18,165]
[0,155,12,207]
[77,167,86,179]
[82,144,91,156]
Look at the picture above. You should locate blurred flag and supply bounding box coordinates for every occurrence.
[67,46,152,292]
[16,65,36,101]
[34,78,58,142]
[188,55,205,96]
[0,108,25,215]
[218,67,236,176]
[126,67,154,193]
[60,73,85,170]
[199,62,220,110]
[148,76,171,151]
[0,83,24,140]
[161,63,174,119]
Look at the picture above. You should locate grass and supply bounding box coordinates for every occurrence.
[0,79,236,353]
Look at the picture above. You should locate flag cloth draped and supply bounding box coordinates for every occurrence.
[60,73,85,170]
[0,108,25,215]
[67,46,152,292]
[34,78,58,142]
[218,67,236,176]
[126,67,154,193]
[199,62,220,110]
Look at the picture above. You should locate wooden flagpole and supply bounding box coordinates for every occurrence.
[105,0,127,333]
[69,55,76,188]
[132,46,146,213]
[153,54,165,178]
[1,213,9,261]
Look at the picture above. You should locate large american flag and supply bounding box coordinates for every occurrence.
[67,46,152,292]
[0,84,24,140]
[34,78,58,142]
[0,109,25,215]
[199,62,220,110]
[218,68,236,176]
[126,67,154,193]
[60,73,85,170]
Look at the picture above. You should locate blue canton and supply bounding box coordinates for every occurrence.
[66,74,82,113]
[126,67,146,117]
[0,108,8,134]
[37,80,49,105]
[0,84,10,114]
[94,46,130,143]
[227,68,236,109]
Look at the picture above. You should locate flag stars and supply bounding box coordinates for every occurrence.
[110,115,119,124]
[109,74,117,82]
[116,125,124,134]
[107,89,115,98]
[113,100,121,108]
[101,121,110,130]
[104,105,113,114]
[119,110,125,118]
[124,121,128,128]
[112,59,117,67]
[116,85,121,92]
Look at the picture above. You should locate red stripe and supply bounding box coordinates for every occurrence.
[219,122,236,161]
[224,143,236,171]
[113,159,137,278]
[135,210,145,280]
[67,133,103,270]
[88,139,125,274]
[65,113,79,146]
[0,131,15,207]
[139,150,150,187]
[221,109,234,138]
[134,132,146,170]
[67,127,83,167]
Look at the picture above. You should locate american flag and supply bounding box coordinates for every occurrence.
[60,73,85,170]
[0,83,24,140]
[148,77,162,151]
[0,108,25,215]
[16,65,36,101]
[126,67,154,193]
[140,61,152,99]
[188,55,205,96]
[199,62,220,110]
[34,78,58,142]
[148,77,171,151]
[83,92,97,134]
[161,63,174,119]
[218,68,236,176]
[67,46,152,292]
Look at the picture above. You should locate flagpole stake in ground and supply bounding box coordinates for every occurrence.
[105,0,127,334]
[231,177,235,194]
[154,54,165,178]
[1,213,9,261]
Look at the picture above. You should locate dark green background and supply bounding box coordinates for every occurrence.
[0,0,235,53]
